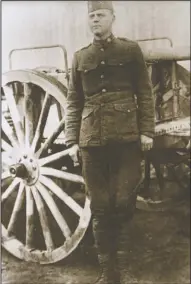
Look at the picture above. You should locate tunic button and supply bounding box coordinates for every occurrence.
[127,110,131,112]
[100,48,104,52]
[102,89,106,93]
[107,38,111,43]
[101,61,105,65]
[101,74,104,79]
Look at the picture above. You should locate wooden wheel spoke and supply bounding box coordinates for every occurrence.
[25,186,35,249]
[3,85,25,146]
[7,183,25,235]
[2,115,19,148]
[1,178,20,202]
[56,101,64,121]
[31,93,52,152]
[36,182,71,239]
[39,149,70,166]
[1,139,13,153]
[31,185,54,251]
[24,83,35,148]
[40,167,84,184]
[35,118,65,158]
[39,175,83,217]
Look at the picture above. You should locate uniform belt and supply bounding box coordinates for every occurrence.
[84,90,135,106]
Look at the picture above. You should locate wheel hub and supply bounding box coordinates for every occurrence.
[9,154,39,185]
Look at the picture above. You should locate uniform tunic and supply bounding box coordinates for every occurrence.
[65,34,155,147]
[65,34,155,216]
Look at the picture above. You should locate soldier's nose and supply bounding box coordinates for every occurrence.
[93,15,99,22]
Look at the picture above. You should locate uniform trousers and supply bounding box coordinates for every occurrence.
[80,141,142,262]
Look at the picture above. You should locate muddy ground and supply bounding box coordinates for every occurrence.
[2,184,190,284]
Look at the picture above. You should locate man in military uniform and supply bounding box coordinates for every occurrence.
[65,1,155,283]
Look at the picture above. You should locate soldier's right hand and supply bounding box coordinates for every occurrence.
[68,144,80,167]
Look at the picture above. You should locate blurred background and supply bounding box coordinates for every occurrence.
[2,1,190,72]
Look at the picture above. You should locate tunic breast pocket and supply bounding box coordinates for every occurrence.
[107,58,134,83]
[78,62,98,73]
[108,57,132,66]
[77,62,99,93]
[113,103,139,135]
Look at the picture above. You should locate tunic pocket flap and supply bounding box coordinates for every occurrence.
[78,62,98,72]
[114,104,137,113]
[82,108,94,119]
[108,57,132,66]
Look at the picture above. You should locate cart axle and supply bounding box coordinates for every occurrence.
[9,156,39,185]
[9,163,28,179]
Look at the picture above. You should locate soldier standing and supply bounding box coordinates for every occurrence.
[65,1,155,283]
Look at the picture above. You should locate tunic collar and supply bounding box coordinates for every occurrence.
[93,33,115,47]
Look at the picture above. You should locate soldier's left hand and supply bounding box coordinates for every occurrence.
[140,135,153,152]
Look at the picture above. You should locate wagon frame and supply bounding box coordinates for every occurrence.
[1,37,190,263]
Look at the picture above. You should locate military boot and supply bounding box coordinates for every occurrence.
[94,254,117,284]
[116,251,138,284]
[92,214,121,284]
[116,209,139,284]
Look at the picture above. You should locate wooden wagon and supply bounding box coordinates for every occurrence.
[1,37,190,264]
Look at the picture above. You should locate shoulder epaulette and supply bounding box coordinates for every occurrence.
[77,43,92,53]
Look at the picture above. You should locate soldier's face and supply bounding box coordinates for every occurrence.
[88,9,115,37]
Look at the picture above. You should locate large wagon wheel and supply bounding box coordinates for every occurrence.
[1,70,91,264]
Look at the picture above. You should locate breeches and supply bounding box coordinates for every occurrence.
[80,141,142,219]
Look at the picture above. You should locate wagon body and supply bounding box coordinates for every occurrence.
[1,38,190,263]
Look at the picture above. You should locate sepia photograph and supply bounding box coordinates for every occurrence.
[1,1,190,284]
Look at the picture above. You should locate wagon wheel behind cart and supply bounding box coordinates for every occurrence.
[136,121,190,212]
[1,69,91,264]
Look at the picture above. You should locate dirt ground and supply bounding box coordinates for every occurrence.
[2,185,190,284]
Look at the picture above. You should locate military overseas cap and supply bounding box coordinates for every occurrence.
[88,1,114,13]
